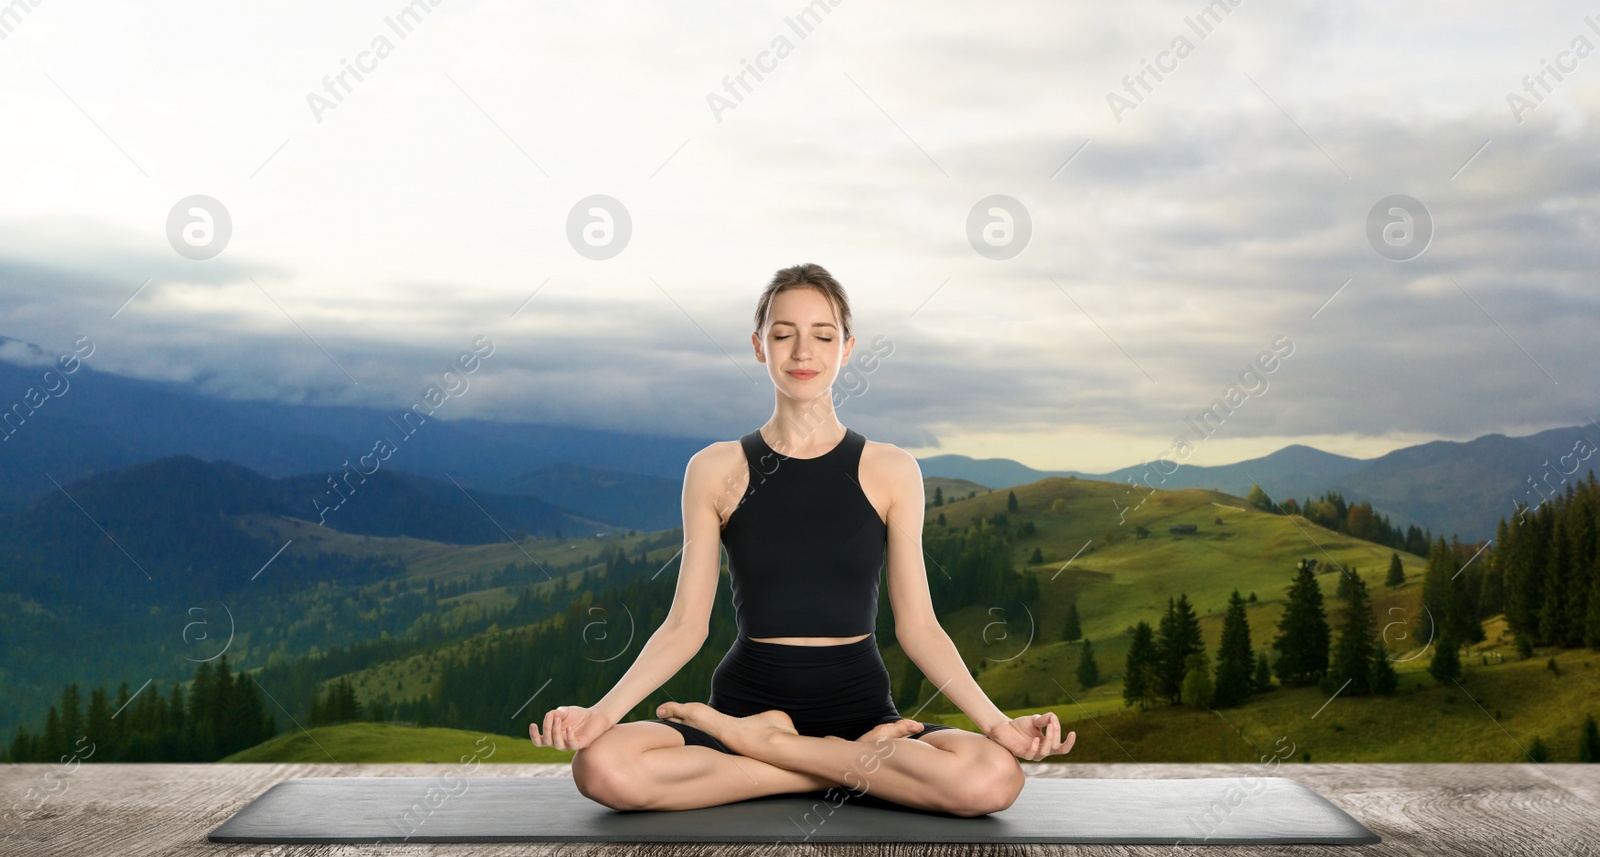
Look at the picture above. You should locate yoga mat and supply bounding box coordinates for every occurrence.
[208,775,1380,844]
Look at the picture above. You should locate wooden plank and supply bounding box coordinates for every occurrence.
[2,763,1596,855]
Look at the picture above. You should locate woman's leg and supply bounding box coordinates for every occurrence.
[570,720,843,811]
[656,703,1025,817]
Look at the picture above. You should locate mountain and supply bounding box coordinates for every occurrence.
[7,336,1595,542]
[916,432,1598,542]
[0,455,610,608]
[0,339,699,530]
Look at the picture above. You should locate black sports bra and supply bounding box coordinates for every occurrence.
[719,426,888,637]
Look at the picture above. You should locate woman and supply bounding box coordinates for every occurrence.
[530,263,1075,815]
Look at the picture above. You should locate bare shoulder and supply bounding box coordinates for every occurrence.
[684,438,751,526]
[860,438,923,514]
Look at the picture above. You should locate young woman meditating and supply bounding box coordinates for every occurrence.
[530,263,1075,815]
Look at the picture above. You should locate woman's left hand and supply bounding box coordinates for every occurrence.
[985,712,1075,761]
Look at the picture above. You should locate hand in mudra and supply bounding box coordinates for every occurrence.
[530,705,612,752]
[986,712,1074,761]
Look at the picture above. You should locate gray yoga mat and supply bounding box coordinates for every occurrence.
[208,775,1380,844]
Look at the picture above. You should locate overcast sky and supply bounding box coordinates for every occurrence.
[1,0,1596,473]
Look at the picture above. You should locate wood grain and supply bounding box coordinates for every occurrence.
[2,762,1596,856]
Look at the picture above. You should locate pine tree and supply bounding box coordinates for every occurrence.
[1076,638,1100,690]
[1538,520,1571,645]
[1527,735,1549,763]
[1429,626,1462,683]
[43,705,62,762]
[1579,713,1600,763]
[1452,537,1486,646]
[1370,642,1400,694]
[338,677,361,722]
[1007,490,1018,512]
[932,486,944,507]
[1385,551,1405,587]
[1422,536,1456,643]
[1180,651,1213,708]
[85,687,112,757]
[1587,558,1600,648]
[59,683,83,750]
[1123,620,1157,709]
[1564,500,1595,647]
[1246,483,1273,512]
[1272,561,1331,686]
[1156,594,1203,703]
[1335,567,1357,602]
[1212,590,1254,708]
[1326,573,1377,695]
[1253,651,1272,691]
[1029,546,1044,565]
[1062,601,1082,642]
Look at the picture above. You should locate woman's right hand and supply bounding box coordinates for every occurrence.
[530,705,613,752]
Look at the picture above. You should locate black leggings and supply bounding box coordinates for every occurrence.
[641,631,958,754]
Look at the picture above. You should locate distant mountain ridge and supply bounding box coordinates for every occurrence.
[5,336,1593,541]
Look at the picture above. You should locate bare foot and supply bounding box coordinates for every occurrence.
[854,719,924,749]
[656,702,798,756]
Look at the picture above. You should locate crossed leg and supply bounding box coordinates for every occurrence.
[656,702,1025,817]
[571,720,838,811]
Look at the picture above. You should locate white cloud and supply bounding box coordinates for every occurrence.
[0,0,1596,471]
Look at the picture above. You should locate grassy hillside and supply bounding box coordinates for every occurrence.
[235,474,1588,764]
[936,644,1600,764]
[226,641,1599,765]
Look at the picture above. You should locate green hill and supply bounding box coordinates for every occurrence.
[233,476,1586,764]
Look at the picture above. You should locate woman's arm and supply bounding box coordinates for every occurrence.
[590,445,728,725]
[876,445,1011,734]
[880,446,1073,760]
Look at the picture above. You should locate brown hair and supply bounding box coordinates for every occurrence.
[754,263,852,342]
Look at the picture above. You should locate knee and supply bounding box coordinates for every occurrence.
[949,753,1025,817]
[571,744,645,811]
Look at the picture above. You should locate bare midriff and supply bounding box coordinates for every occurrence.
[747,633,871,646]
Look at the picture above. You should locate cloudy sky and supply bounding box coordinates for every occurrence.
[1,0,1596,473]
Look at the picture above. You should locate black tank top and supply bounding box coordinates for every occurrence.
[720,426,888,637]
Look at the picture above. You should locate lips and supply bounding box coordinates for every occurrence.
[787,370,818,379]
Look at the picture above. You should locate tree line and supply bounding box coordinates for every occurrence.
[1120,556,1402,711]
[4,655,274,763]
[1247,485,1433,557]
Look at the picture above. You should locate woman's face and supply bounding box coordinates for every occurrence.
[755,287,852,399]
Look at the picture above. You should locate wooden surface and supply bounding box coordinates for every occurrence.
[3,762,1598,855]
